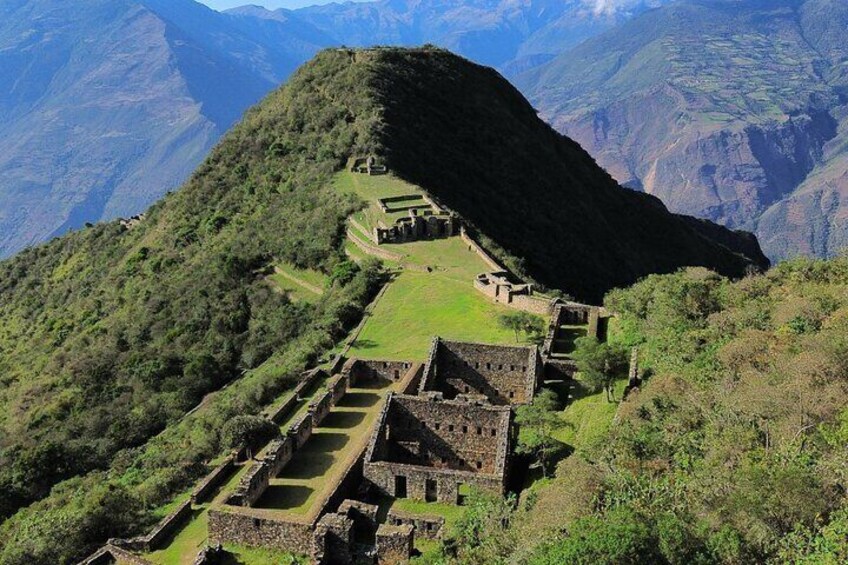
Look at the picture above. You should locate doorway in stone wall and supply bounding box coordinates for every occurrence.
[457,483,470,505]
[425,479,437,502]
[395,475,407,498]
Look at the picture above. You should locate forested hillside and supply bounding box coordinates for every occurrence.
[426,257,848,564]
[0,50,385,563]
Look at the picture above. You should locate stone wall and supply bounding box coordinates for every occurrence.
[338,500,379,542]
[349,360,415,384]
[288,413,313,450]
[191,455,236,504]
[79,545,155,565]
[543,303,603,357]
[364,394,512,504]
[459,227,503,272]
[229,462,271,507]
[264,436,295,476]
[265,368,325,424]
[474,271,555,316]
[313,513,354,564]
[376,524,414,564]
[386,509,444,540]
[509,293,557,316]
[421,339,540,405]
[310,390,335,427]
[208,509,314,556]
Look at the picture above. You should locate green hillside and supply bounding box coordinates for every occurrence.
[0,49,384,560]
[0,47,771,564]
[430,258,848,564]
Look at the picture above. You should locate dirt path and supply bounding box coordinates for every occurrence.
[274,266,324,296]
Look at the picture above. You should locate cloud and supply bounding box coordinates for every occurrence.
[583,0,664,16]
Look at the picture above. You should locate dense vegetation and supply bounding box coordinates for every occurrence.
[0,49,387,563]
[424,257,848,564]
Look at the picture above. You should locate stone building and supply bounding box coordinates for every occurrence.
[419,338,541,405]
[373,208,460,245]
[364,393,513,504]
[542,302,604,358]
[473,271,560,316]
[351,156,387,175]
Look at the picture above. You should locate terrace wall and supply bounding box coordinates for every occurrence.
[191,455,236,504]
[208,509,314,555]
[288,413,314,450]
[459,227,503,272]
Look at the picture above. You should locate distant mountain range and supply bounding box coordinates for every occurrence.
[1,0,846,261]
[519,0,848,260]
[0,0,667,258]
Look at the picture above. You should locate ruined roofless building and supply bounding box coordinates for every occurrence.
[364,393,513,504]
[419,338,542,405]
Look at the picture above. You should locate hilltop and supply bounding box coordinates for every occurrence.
[0,47,766,564]
[519,0,848,261]
[0,0,672,259]
[356,48,768,300]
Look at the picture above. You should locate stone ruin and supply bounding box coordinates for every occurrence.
[363,393,513,505]
[474,271,560,316]
[83,327,604,564]
[372,194,460,245]
[419,338,542,405]
[351,156,388,175]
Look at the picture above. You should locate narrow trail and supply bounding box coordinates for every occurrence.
[274,266,324,296]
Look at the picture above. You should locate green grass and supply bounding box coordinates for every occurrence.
[552,376,629,453]
[388,498,466,561]
[220,544,305,564]
[390,499,465,530]
[269,262,328,303]
[350,269,525,360]
[255,379,396,516]
[334,171,430,232]
[147,508,210,565]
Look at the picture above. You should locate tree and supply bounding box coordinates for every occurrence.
[449,488,517,564]
[498,311,545,343]
[515,388,568,476]
[529,507,662,565]
[572,337,628,402]
[221,415,278,459]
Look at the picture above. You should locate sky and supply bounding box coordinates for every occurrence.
[198,0,354,10]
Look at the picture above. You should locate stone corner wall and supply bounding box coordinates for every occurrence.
[376,524,414,564]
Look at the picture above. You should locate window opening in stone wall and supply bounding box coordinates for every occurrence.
[395,475,408,498]
[425,479,437,502]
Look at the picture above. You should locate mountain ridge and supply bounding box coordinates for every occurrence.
[518,0,848,261]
